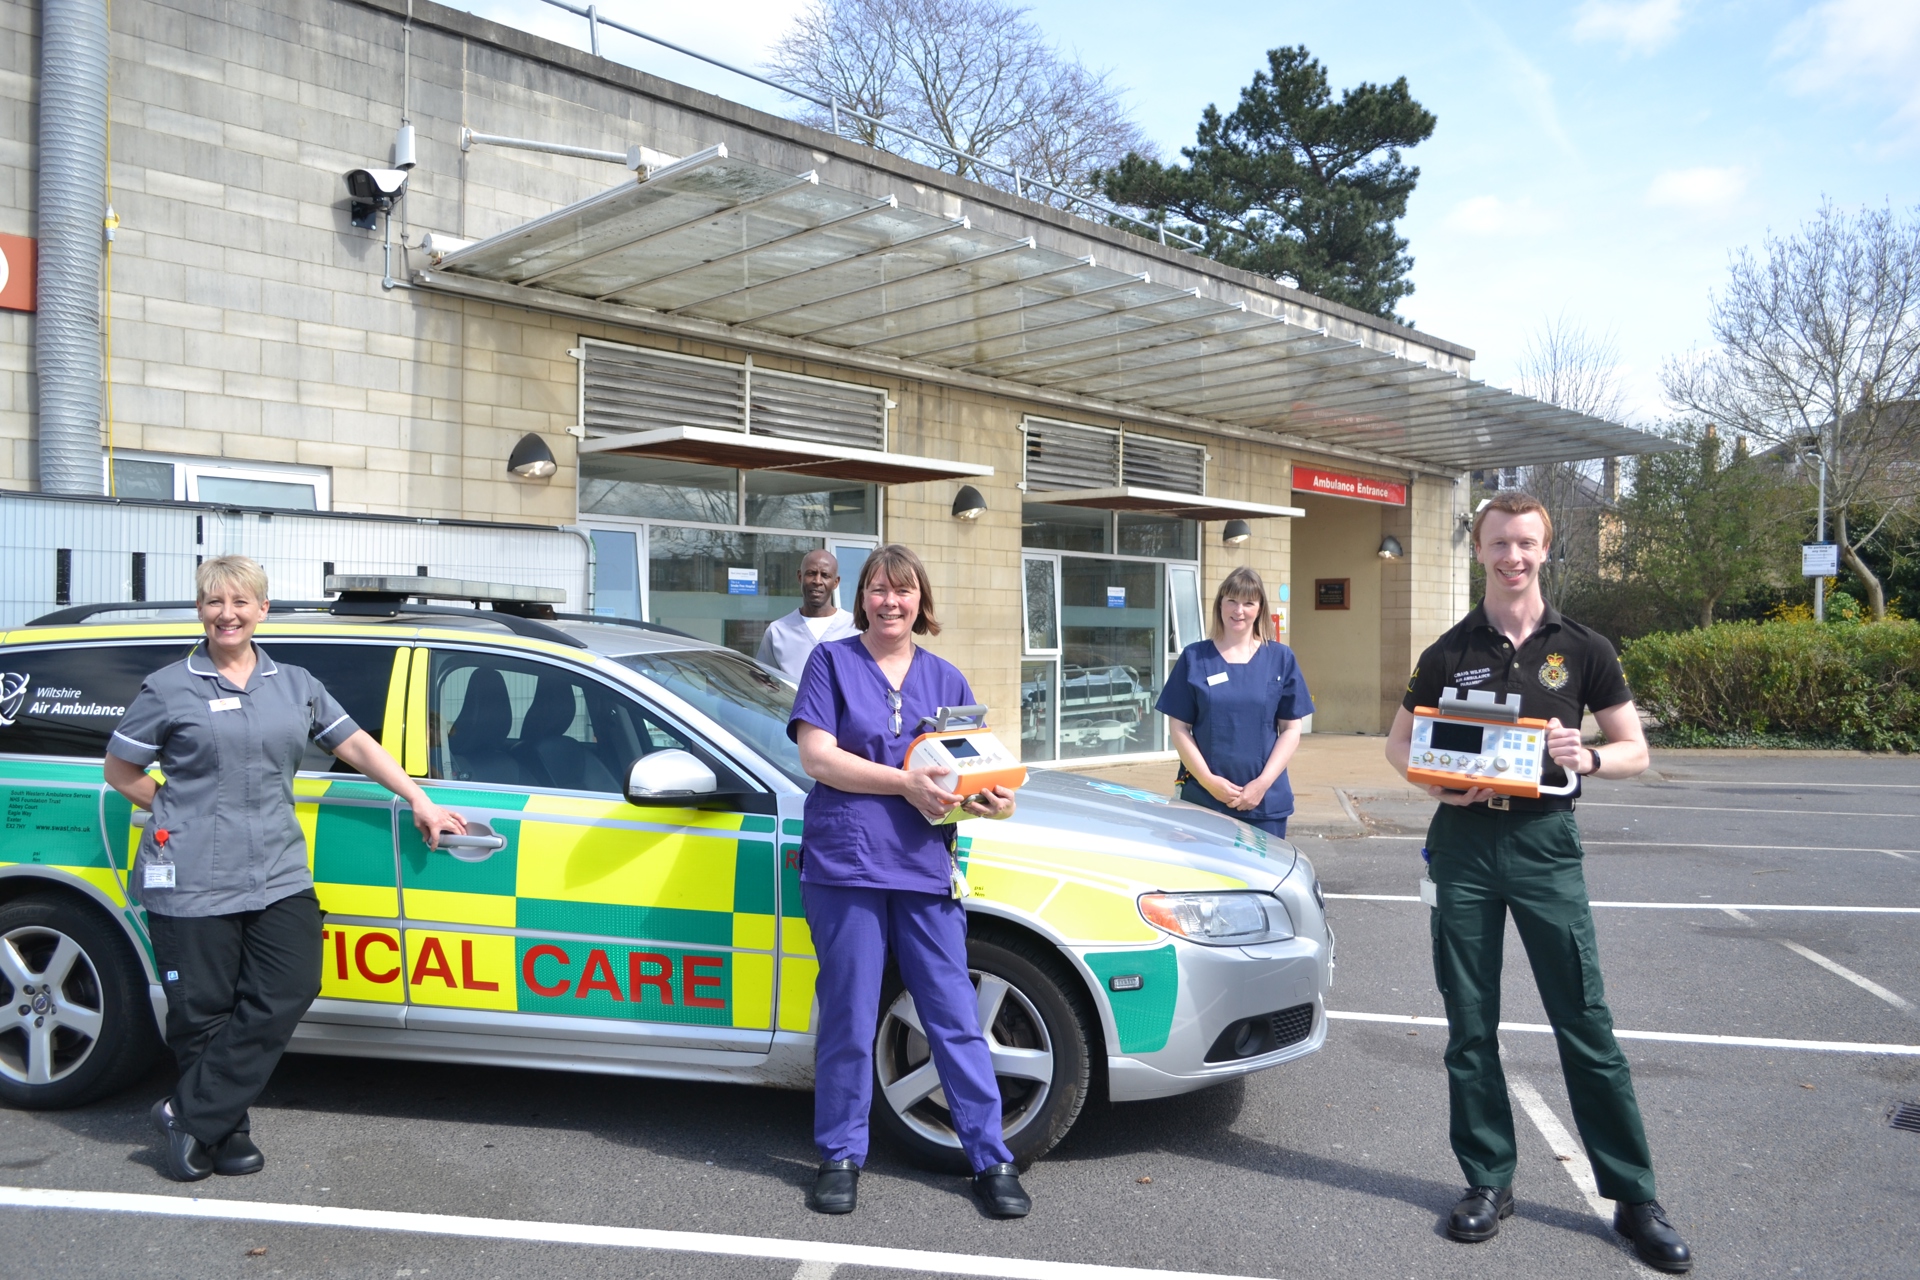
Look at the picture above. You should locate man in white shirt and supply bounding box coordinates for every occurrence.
[756,549,858,678]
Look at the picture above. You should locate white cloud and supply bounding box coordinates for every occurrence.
[1777,0,1920,133]
[1443,195,1558,236]
[1573,0,1689,55]
[1645,166,1748,209]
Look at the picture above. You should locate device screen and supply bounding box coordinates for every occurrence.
[1428,721,1486,755]
[942,737,982,759]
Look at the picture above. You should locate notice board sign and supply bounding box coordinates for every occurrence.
[1314,578,1350,610]
[0,234,34,312]
[1292,464,1406,506]
[1801,543,1838,577]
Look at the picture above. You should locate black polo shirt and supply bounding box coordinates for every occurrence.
[1402,602,1632,801]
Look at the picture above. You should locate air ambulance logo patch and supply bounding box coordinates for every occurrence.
[1538,653,1570,691]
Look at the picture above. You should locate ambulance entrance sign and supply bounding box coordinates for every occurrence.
[1291,465,1406,506]
[1801,543,1838,577]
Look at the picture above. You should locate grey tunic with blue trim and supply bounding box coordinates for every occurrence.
[108,642,359,917]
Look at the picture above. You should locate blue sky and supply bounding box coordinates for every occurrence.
[466,0,1920,423]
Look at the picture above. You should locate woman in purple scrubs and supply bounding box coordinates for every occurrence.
[1156,566,1314,837]
[787,544,1028,1218]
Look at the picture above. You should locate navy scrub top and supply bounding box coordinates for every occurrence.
[1156,639,1315,823]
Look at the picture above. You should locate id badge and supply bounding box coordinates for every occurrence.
[1419,876,1438,908]
[144,860,177,890]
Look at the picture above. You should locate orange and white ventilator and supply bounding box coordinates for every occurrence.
[1407,687,1577,801]
[903,704,1028,827]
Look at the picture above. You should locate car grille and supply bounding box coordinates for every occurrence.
[1204,1002,1317,1063]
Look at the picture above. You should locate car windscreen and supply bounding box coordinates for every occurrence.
[615,649,810,790]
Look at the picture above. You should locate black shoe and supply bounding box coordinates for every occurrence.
[810,1159,859,1214]
[1446,1185,1513,1242]
[972,1162,1031,1218]
[1615,1199,1693,1273]
[210,1130,265,1176]
[149,1098,212,1182]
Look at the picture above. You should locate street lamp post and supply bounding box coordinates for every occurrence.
[1806,442,1829,623]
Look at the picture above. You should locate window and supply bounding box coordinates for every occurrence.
[0,644,192,758]
[1167,565,1204,654]
[1022,557,1060,655]
[1057,558,1167,759]
[1117,513,1197,560]
[268,643,401,774]
[106,451,331,510]
[1021,502,1110,553]
[427,650,673,794]
[616,648,807,788]
[648,528,826,657]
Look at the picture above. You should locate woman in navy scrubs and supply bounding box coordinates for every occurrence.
[1156,566,1314,837]
[787,545,1029,1218]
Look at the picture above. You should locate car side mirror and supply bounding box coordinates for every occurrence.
[624,749,722,806]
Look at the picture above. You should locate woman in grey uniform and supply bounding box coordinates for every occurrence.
[104,556,465,1182]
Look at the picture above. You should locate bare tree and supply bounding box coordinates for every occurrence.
[766,0,1149,204]
[1510,316,1630,607]
[1664,202,1920,619]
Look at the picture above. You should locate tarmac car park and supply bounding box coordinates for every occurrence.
[0,581,1332,1168]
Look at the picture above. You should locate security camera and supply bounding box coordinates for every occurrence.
[345,168,409,229]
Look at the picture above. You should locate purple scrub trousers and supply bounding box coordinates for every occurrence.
[787,636,1016,1174]
[805,884,1015,1172]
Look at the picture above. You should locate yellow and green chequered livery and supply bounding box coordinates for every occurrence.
[0,613,1332,1169]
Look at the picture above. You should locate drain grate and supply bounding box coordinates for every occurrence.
[1891,1103,1920,1134]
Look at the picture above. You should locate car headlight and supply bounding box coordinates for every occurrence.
[1138,891,1294,946]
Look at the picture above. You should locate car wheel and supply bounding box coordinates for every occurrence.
[872,930,1093,1172]
[0,894,161,1110]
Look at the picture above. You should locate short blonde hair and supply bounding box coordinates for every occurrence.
[853,544,940,636]
[195,555,269,605]
[1210,566,1271,641]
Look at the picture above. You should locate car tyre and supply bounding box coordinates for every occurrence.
[872,928,1094,1172]
[0,894,162,1110]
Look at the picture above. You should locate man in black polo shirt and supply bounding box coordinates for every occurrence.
[1385,492,1692,1273]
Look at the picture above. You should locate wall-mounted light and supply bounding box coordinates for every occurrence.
[1378,535,1404,561]
[507,432,557,479]
[1222,519,1252,546]
[951,484,987,520]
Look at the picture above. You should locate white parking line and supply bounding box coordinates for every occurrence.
[1325,1010,1920,1055]
[792,1264,840,1280]
[1646,780,1920,789]
[1325,894,1920,914]
[1507,1075,1610,1220]
[1584,802,1920,819]
[0,1186,1267,1280]
[1776,940,1916,1012]
[1362,835,1920,854]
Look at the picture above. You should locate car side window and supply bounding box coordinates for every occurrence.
[268,642,402,774]
[427,650,684,794]
[0,643,194,758]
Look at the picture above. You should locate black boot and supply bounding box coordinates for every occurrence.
[149,1098,212,1183]
[810,1160,859,1214]
[1615,1199,1693,1273]
[971,1163,1031,1218]
[210,1129,265,1176]
[1446,1185,1513,1242]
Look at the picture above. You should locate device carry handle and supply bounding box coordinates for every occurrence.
[917,704,987,732]
[1536,770,1579,796]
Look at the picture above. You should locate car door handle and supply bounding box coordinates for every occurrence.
[437,832,507,861]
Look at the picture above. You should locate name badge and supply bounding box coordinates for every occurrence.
[143,861,176,889]
[1206,672,1229,686]
[208,697,243,713]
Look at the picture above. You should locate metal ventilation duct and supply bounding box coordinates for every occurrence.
[36,0,108,495]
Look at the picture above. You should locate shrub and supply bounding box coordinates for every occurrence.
[1620,620,1920,752]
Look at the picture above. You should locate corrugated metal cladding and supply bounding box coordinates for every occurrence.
[1025,419,1119,490]
[582,339,887,450]
[1122,435,1207,493]
[0,495,590,629]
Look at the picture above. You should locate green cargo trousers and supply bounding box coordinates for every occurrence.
[1426,803,1656,1203]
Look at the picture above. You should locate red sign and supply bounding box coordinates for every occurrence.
[1291,464,1406,506]
[0,234,33,313]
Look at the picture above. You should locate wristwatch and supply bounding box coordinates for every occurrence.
[1585,747,1602,776]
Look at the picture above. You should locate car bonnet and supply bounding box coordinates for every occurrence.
[963,768,1299,894]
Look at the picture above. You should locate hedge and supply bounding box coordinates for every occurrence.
[1619,620,1920,752]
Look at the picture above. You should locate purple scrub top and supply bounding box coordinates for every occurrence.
[787,635,976,895]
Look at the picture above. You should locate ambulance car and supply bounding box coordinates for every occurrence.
[0,583,1333,1167]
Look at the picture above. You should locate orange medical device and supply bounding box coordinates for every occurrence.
[903,705,1028,825]
[1406,687,1576,800]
